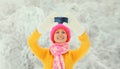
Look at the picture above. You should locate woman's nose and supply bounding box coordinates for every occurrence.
[59,32,64,35]
[58,33,63,36]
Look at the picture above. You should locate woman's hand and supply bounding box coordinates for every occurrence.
[64,13,85,36]
[37,12,58,34]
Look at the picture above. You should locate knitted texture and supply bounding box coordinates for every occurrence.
[50,42,69,69]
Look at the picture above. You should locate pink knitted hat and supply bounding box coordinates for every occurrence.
[50,24,71,43]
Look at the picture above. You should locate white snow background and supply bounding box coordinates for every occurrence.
[0,0,120,69]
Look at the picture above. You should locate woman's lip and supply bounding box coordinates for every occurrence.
[57,38,64,40]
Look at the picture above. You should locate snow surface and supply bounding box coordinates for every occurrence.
[0,0,120,69]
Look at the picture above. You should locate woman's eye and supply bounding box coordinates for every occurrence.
[55,31,66,34]
[56,31,59,34]
[62,31,65,34]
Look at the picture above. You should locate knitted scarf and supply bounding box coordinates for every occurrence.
[50,42,69,69]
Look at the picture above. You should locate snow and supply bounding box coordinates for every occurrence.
[0,0,120,69]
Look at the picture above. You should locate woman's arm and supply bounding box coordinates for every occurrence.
[27,29,48,61]
[70,32,90,62]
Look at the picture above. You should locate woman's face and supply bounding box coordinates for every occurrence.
[54,29,67,43]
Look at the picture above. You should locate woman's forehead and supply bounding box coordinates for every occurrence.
[56,28,66,31]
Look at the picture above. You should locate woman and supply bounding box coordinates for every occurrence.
[27,15,90,69]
